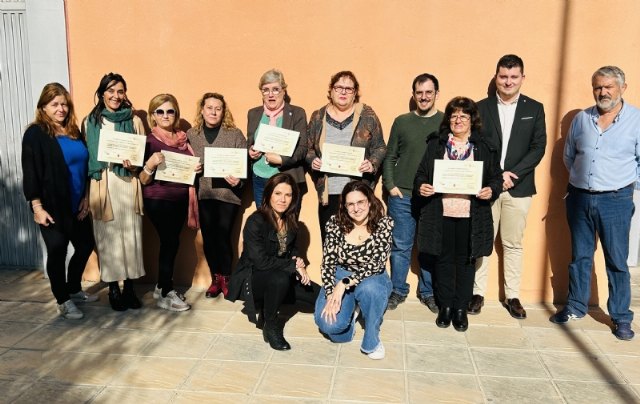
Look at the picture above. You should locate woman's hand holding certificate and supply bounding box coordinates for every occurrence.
[253,123,299,157]
[320,143,365,177]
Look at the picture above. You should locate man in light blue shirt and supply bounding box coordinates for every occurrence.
[553,66,640,341]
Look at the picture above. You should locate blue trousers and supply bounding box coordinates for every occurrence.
[565,184,635,323]
[314,267,391,353]
[387,194,433,298]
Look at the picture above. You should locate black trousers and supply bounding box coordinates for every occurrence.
[251,270,320,321]
[318,194,341,243]
[198,199,239,277]
[144,198,188,295]
[433,217,475,310]
[39,216,95,304]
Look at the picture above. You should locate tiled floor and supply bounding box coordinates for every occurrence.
[0,267,639,403]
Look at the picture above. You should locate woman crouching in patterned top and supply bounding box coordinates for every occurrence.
[314,181,393,359]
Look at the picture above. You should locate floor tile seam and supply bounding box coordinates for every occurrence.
[3,322,48,349]
[326,346,339,401]
[465,337,488,404]
[466,345,538,353]
[251,350,274,395]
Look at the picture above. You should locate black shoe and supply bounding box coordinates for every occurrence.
[263,320,291,350]
[452,309,469,332]
[468,295,484,315]
[122,288,142,310]
[386,292,406,310]
[505,298,527,319]
[108,287,127,312]
[436,307,452,328]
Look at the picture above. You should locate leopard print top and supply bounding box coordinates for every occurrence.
[320,214,393,295]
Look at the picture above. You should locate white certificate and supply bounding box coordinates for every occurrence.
[253,123,300,157]
[321,143,365,177]
[97,129,146,166]
[433,160,483,195]
[203,147,247,179]
[154,151,200,185]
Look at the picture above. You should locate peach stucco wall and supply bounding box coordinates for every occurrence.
[64,0,640,304]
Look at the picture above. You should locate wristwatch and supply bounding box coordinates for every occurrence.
[341,277,351,288]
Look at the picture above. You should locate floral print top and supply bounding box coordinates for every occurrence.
[320,215,393,295]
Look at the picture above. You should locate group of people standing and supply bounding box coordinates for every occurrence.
[21,54,639,361]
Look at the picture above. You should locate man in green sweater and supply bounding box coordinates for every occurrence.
[383,73,444,311]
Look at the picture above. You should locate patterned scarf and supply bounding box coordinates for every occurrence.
[445,133,473,160]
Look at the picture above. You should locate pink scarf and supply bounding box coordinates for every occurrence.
[263,103,284,126]
[150,126,200,229]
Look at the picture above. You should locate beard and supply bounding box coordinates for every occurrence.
[596,95,621,112]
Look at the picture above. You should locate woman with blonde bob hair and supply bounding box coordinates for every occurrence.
[22,83,96,319]
[140,93,202,312]
[187,92,247,298]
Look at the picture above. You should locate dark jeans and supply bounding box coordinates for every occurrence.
[318,194,341,243]
[252,270,319,321]
[144,198,188,295]
[565,184,635,323]
[433,217,475,310]
[199,199,239,276]
[39,216,95,304]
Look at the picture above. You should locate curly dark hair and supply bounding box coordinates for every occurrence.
[439,96,482,135]
[259,173,300,232]
[335,181,385,234]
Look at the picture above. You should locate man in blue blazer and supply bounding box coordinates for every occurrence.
[469,54,547,319]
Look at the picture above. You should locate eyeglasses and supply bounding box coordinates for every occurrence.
[346,199,368,211]
[154,109,176,116]
[261,87,282,95]
[414,90,436,98]
[333,86,355,94]
[450,114,470,122]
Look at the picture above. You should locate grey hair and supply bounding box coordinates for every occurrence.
[258,68,288,90]
[592,66,625,86]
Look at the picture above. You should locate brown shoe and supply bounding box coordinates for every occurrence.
[468,295,484,315]
[506,298,527,319]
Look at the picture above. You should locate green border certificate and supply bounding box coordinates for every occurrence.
[97,129,146,166]
[433,160,483,195]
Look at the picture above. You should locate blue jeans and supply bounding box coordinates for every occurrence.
[314,267,391,353]
[387,194,433,298]
[565,184,635,323]
[252,173,269,208]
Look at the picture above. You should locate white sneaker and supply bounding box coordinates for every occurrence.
[58,300,84,319]
[153,285,162,300]
[157,290,190,312]
[69,290,99,303]
[366,343,385,360]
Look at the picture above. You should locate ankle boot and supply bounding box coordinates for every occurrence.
[219,275,230,298]
[108,282,127,312]
[205,274,221,298]
[263,319,291,350]
[122,279,142,309]
[436,306,452,328]
[452,308,469,332]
